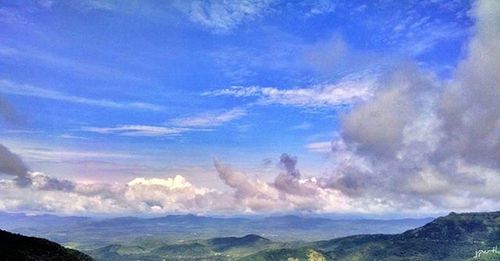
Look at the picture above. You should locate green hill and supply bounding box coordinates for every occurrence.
[88,234,276,260]
[246,211,500,261]
[87,211,500,261]
[152,242,214,257]
[239,247,328,261]
[0,229,93,261]
[208,234,272,252]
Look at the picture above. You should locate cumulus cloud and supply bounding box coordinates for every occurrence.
[123,175,224,213]
[342,69,424,158]
[213,154,402,214]
[0,0,497,216]
[197,0,500,214]
[0,144,32,187]
[325,0,500,211]
[0,143,233,215]
[0,169,228,215]
[30,172,75,191]
[214,160,280,211]
[0,144,84,189]
[279,153,300,178]
[0,144,29,177]
[438,0,500,169]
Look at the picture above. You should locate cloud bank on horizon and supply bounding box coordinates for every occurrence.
[0,0,498,216]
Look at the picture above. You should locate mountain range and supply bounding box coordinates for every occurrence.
[0,212,432,250]
[1,211,498,260]
[246,211,500,261]
[85,211,500,261]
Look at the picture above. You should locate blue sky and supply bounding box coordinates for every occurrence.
[1,0,498,216]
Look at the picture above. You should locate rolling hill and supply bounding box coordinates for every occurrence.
[0,212,432,250]
[87,211,499,261]
[87,234,278,260]
[248,211,500,261]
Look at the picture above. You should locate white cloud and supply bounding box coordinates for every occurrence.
[305,141,331,153]
[186,0,274,33]
[0,148,499,215]
[58,134,89,140]
[170,108,247,127]
[81,108,246,137]
[128,175,193,189]
[203,74,377,108]
[69,0,273,34]
[16,147,135,162]
[304,0,336,17]
[0,144,386,215]
[323,0,500,211]
[0,0,497,216]
[212,156,426,214]
[290,122,311,130]
[0,45,142,82]
[0,170,226,215]
[81,125,189,137]
[0,79,164,111]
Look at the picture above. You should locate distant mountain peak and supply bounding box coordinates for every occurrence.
[242,234,268,240]
[404,210,500,241]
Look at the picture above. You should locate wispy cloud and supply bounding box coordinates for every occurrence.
[185,0,275,33]
[203,74,377,108]
[81,125,189,137]
[0,79,164,111]
[305,141,331,153]
[76,0,274,34]
[373,1,471,57]
[0,6,29,25]
[17,147,135,162]
[0,45,142,82]
[170,108,247,127]
[81,108,245,137]
[290,122,312,130]
[58,134,90,140]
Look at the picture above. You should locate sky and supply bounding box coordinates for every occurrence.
[0,0,498,217]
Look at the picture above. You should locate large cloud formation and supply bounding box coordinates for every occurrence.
[0,146,229,215]
[0,144,32,187]
[0,0,498,216]
[328,0,500,212]
[0,144,361,215]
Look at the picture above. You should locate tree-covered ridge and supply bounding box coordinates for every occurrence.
[87,211,500,261]
[252,211,500,261]
[0,229,93,261]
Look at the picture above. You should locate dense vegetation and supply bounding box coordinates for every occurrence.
[0,213,431,249]
[87,211,499,261]
[251,211,500,261]
[87,234,280,260]
[1,211,497,260]
[0,229,93,261]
